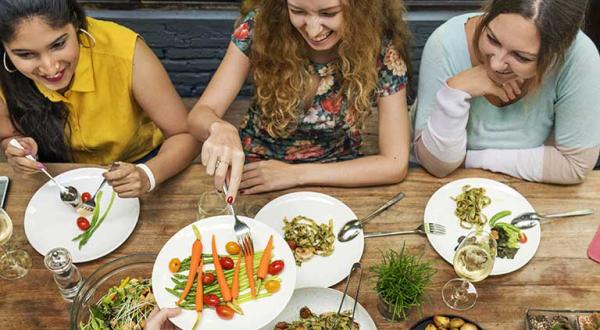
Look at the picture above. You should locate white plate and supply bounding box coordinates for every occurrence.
[425,178,541,275]
[152,216,296,330]
[261,287,377,330]
[254,191,364,288]
[24,167,139,263]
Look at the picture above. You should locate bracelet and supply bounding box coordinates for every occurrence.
[135,163,156,192]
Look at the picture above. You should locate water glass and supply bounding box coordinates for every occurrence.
[0,208,32,280]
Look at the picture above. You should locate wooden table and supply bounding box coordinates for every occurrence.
[1,163,599,329]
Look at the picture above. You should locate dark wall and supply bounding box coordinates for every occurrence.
[87,9,464,98]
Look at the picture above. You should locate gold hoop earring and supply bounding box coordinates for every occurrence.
[79,28,96,48]
[3,52,17,73]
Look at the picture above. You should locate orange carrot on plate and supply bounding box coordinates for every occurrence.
[177,225,202,305]
[256,235,274,294]
[212,235,243,314]
[192,258,204,330]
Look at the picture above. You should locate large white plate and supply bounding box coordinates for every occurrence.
[261,287,377,330]
[254,191,364,288]
[152,216,296,330]
[24,167,139,263]
[425,178,541,275]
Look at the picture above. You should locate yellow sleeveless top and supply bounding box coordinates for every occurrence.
[0,17,164,164]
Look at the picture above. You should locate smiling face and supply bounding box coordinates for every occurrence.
[287,0,344,60]
[478,14,540,84]
[3,16,79,92]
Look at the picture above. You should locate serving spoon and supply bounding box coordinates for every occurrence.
[337,192,405,242]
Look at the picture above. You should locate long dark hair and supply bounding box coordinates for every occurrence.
[473,0,588,88]
[0,0,87,162]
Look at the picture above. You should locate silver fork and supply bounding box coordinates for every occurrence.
[364,223,446,238]
[80,163,120,213]
[222,184,254,257]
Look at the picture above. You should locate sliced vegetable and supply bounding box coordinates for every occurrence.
[256,235,274,294]
[177,225,202,305]
[245,252,257,299]
[192,258,203,330]
[81,192,92,203]
[231,253,242,301]
[168,258,181,273]
[264,279,280,293]
[203,294,220,308]
[77,217,90,230]
[220,256,234,270]
[489,210,512,227]
[225,241,240,255]
[216,305,235,320]
[212,235,232,303]
[268,260,285,276]
[202,272,215,285]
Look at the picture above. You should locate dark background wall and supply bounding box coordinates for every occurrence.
[86,0,599,99]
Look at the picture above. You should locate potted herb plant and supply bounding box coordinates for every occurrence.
[371,244,436,321]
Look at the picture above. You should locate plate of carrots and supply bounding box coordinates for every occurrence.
[152,215,296,330]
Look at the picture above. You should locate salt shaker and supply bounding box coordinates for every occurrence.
[44,248,83,302]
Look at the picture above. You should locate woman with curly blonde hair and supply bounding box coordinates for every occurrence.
[188,0,413,200]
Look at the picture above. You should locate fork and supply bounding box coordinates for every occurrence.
[222,184,254,258]
[80,163,120,213]
[364,223,446,238]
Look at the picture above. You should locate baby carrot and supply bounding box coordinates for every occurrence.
[177,225,202,305]
[192,259,203,330]
[231,252,242,299]
[245,252,257,298]
[212,235,232,302]
[256,235,273,294]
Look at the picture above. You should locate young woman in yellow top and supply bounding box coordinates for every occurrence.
[0,0,200,197]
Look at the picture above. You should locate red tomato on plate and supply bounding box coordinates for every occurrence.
[76,217,90,230]
[81,192,92,203]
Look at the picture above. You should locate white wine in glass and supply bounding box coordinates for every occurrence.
[0,209,32,280]
[442,230,496,310]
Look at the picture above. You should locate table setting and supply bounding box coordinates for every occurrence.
[1,163,599,330]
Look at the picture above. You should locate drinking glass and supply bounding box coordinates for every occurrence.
[442,230,496,310]
[0,208,32,280]
[197,189,229,219]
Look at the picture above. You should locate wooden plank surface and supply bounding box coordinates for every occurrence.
[0,163,599,329]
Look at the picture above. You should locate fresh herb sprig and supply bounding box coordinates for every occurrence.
[371,244,436,321]
[72,191,117,249]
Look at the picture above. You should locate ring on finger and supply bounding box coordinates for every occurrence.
[216,160,229,168]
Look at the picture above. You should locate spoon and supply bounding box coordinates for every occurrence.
[337,192,405,242]
[511,208,593,230]
[9,139,80,208]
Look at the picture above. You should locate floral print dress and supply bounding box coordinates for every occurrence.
[232,10,408,163]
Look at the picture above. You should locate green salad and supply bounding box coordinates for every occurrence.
[80,277,155,330]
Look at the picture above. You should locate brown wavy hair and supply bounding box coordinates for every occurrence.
[473,0,588,88]
[239,0,412,138]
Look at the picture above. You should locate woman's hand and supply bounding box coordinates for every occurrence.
[103,162,151,198]
[447,65,523,103]
[4,137,43,175]
[201,121,245,202]
[144,307,181,330]
[240,160,299,194]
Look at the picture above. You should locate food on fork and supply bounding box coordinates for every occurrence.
[282,215,335,266]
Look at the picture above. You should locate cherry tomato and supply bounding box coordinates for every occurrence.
[225,241,241,255]
[268,260,285,275]
[81,192,92,203]
[203,294,220,308]
[518,231,528,244]
[264,280,281,293]
[76,217,90,230]
[168,258,181,273]
[286,240,297,250]
[220,257,234,270]
[216,304,235,320]
[202,272,216,285]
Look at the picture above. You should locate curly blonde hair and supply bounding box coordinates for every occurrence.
[239,0,412,138]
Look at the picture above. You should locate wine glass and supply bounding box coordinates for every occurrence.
[442,230,497,310]
[197,189,229,219]
[0,208,32,280]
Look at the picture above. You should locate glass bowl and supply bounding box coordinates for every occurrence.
[70,253,156,329]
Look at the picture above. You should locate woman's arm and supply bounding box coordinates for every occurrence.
[187,42,251,200]
[109,38,200,194]
[240,88,411,194]
[0,99,42,174]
